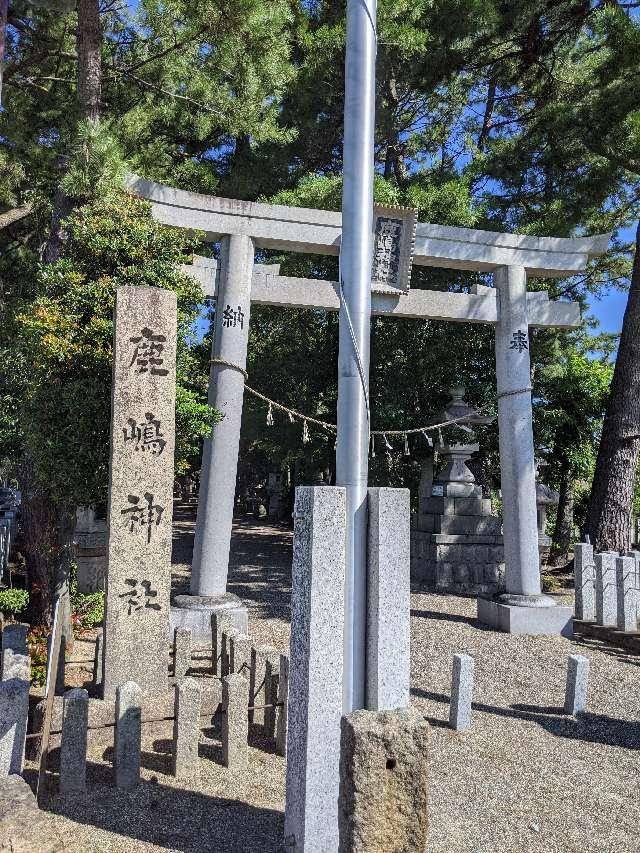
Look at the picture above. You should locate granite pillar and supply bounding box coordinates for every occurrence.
[564,655,589,715]
[366,488,410,711]
[173,234,253,642]
[284,487,346,853]
[102,287,177,699]
[173,628,192,682]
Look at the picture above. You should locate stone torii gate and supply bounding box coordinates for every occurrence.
[127,174,609,638]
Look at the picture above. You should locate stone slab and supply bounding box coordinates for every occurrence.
[103,287,177,699]
[572,620,640,655]
[366,488,410,711]
[1,623,28,656]
[338,707,430,853]
[115,680,142,789]
[172,677,201,780]
[477,597,573,637]
[615,556,638,632]
[60,688,89,794]
[222,673,249,769]
[284,486,346,853]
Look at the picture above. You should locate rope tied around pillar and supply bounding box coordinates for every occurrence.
[497,386,533,400]
[209,357,248,381]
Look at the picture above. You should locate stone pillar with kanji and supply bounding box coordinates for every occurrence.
[102,287,177,698]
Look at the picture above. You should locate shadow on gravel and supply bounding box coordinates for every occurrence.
[413,686,640,749]
[48,763,285,852]
[410,608,478,627]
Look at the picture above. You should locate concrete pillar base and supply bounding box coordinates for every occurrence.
[170,593,248,645]
[477,596,573,637]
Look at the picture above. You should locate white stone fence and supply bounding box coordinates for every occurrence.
[573,543,640,632]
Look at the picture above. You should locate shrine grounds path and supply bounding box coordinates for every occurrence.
[43,506,640,853]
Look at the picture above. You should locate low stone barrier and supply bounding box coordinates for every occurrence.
[573,544,640,636]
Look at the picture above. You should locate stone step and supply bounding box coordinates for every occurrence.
[420,496,493,517]
[436,516,502,536]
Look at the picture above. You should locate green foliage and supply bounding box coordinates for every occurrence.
[61,120,127,201]
[5,193,218,505]
[0,588,29,617]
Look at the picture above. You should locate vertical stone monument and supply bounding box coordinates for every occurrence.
[102,287,177,699]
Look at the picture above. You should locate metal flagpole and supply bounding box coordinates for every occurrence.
[337,0,377,713]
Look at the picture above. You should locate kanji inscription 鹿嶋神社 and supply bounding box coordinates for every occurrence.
[122,413,166,455]
[102,287,177,699]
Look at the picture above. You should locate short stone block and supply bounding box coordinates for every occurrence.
[0,679,29,776]
[114,681,142,789]
[249,645,279,728]
[595,552,618,627]
[264,656,280,739]
[564,654,589,715]
[338,707,430,853]
[221,629,238,678]
[222,673,249,769]
[172,677,201,780]
[477,598,573,637]
[449,654,474,731]
[573,543,595,621]
[60,688,89,795]
[366,487,410,711]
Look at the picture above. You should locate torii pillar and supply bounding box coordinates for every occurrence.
[477,265,573,635]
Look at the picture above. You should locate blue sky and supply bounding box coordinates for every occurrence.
[587,289,627,335]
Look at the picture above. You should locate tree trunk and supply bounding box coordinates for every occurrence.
[586,219,640,551]
[76,0,102,122]
[44,0,102,262]
[549,457,574,566]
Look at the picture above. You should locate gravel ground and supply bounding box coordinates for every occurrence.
[32,507,640,852]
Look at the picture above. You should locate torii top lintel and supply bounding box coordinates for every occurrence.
[126,175,610,279]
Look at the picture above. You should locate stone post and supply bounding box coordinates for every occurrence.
[284,487,346,853]
[449,653,474,731]
[366,488,410,711]
[574,543,595,620]
[478,266,572,636]
[564,655,589,715]
[173,677,201,780]
[338,708,430,853]
[595,552,617,626]
[229,633,252,680]
[275,654,288,757]
[0,678,29,776]
[93,631,103,687]
[222,672,249,769]
[172,234,253,642]
[115,680,142,789]
[211,611,233,676]
[173,627,192,682]
[250,645,279,729]
[60,688,89,795]
[1,623,28,655]
[616,556,637,632]
[222,629,238,678]
[1,650,30,682]
[102,287,177,699]
[264,657,280,739]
